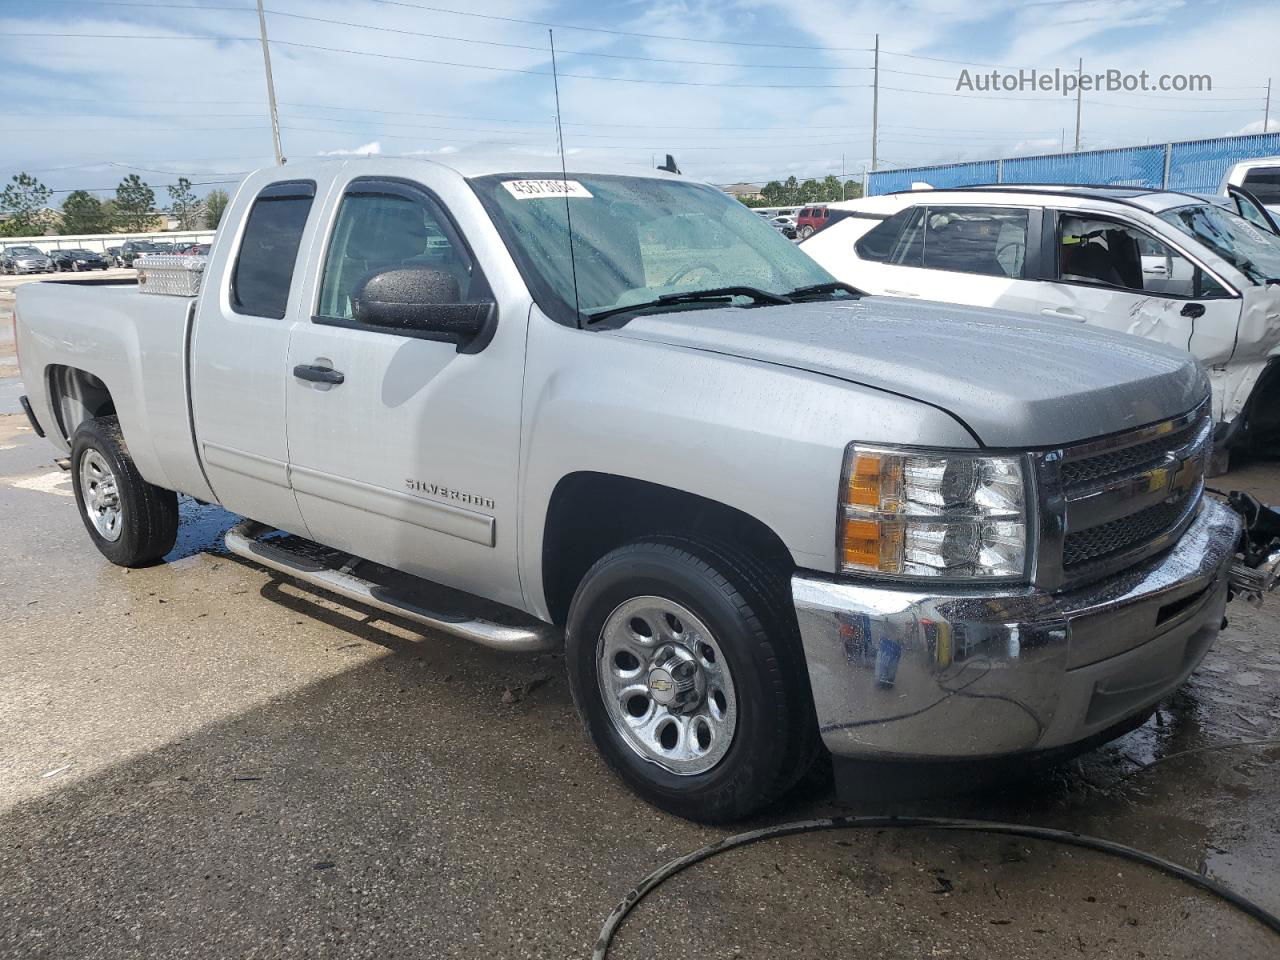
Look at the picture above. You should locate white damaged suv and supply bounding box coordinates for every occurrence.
[802,185,1280,457]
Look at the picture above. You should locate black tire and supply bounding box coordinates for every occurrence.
[566,537,820,823]
[70,415,178,567]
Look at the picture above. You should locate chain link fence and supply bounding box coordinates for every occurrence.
[868,131,1280,196]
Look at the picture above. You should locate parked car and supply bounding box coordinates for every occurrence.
[1220,156,1280,219]
[105,246,123,266]
[802,185,1280,456]
[0,245,54,275]
[49,248,110,271]
[118,240,162,267]
[770,215,797,239]
[1221,181,1280,235]
[795,205,832,239]
[14,157,1242,822]
[178,243,212,256]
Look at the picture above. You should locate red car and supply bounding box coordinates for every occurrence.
[795,205,832,239]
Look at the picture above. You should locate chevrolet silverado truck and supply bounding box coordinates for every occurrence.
[14,157,1242,822]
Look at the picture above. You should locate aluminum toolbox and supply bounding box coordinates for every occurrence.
[135,254,207,297]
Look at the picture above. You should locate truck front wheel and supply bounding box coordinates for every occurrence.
[70,416,178,567]
[566,538,819,822]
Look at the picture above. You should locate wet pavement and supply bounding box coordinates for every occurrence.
[1,306,1279,958]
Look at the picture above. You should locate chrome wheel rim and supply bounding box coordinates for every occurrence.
[79,449,123,542]
[597,596,737,776]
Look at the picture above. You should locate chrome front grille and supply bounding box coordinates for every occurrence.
[1036,401,1212,588]
[1062,497,1191,569]
[1059,420,1200,488]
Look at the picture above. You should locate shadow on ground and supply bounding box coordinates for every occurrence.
[2,556,1277,960]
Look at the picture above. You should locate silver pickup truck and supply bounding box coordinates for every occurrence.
[14,156,1240,822]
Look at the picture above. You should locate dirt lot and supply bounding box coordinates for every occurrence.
[1,274,1278,959]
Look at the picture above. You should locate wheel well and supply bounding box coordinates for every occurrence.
[47,365,116,441]
[541,472,795,625]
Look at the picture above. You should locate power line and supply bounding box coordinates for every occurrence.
[45,177,244,195]
[1083,99,1263,113]
[5,125,270,132]
[343,0,872,51]
[53,0,871,50]
[268,38,873,88]
[260,8,874,71]
[1,102,1059,137]
[9,31,873,88]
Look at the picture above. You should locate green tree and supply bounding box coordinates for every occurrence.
[115,174,158,232]
[0,172,53,236]
[759,180,785,205]
[783,176,800,204]
[821,175,842,201]
[60,190,109,234]
[204,188,230,230]
[166,177,204,230]
[843,179,863,200]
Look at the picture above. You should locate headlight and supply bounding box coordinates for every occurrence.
[839,444,1030,581]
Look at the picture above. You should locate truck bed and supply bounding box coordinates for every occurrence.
[14,281,214,502]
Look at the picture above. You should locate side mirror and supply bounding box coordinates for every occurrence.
[351,267,496,353]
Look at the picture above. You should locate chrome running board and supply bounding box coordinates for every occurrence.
[224,520,560,653]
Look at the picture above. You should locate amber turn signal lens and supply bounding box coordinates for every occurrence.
[841,517,902,572]
[846,453,883,507]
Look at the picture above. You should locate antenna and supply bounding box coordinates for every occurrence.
[549,29,583,326]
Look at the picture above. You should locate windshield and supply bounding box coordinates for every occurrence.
[8,246,39,256]
[470,173,837,323]
[1159,203,1280,285]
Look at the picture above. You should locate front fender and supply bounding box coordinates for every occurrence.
[516,313,976,620]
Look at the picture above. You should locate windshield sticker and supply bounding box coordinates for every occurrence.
[502,179,593,200]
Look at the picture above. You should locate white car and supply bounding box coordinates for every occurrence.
[1221,157,1280,222]
[802,184,1280,453]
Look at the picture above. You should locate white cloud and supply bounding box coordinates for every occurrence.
[1236,119,1280,136]
[319,140,382,156]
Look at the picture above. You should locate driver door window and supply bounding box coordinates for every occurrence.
[317,188,476,322]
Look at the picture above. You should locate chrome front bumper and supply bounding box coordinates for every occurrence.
[793,497,1240,760]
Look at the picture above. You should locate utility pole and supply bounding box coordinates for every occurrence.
[1266,78,1272,133]
[871,34,880,171]
[256,0,284,165]
[841,153,846,200]
[1073,58,1083,152]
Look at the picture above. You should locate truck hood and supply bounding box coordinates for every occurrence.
[609,297,1208,448]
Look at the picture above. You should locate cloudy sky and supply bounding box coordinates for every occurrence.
[1,0,1275,199]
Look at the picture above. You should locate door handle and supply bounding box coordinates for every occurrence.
[1181,302,1206,319]
[1041,307,1086,322]
[293,363,345,385]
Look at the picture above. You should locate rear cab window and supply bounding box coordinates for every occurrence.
[231,180,316,319]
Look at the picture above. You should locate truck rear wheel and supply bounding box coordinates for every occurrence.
[566,537,819,822]
[70,415,178,567]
